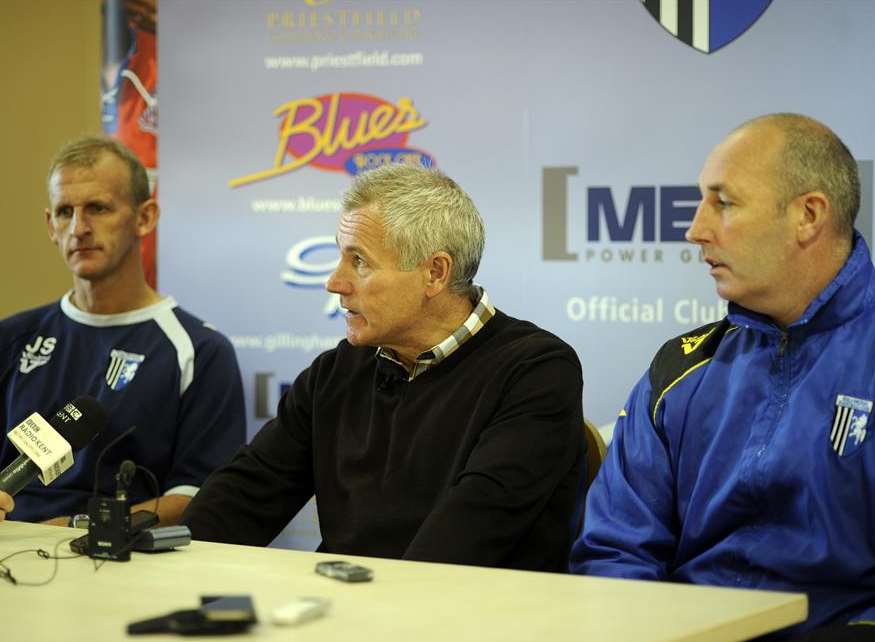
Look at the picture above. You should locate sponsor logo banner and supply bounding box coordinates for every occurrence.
[282,236,342,317]
[230,92,433,187]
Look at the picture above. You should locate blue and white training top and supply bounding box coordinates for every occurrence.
[0,293,246,522]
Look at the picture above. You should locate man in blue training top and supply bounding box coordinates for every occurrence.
[572,114,875,640]
[0,136,245,527]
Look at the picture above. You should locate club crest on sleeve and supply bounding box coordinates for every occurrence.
[830,395,873,456]
[105,349,146,391]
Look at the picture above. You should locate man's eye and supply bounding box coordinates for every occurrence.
[353,255,366,268]
[56,207,73,218]
[716,198,732,210]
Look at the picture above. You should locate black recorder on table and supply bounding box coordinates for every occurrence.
[70,516,191,558]
[69,459,191,559]
[87,459,138,561]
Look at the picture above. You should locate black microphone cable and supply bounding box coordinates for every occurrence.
[91,424,138,497]
[0,535,82,587]
[137,464,161,519]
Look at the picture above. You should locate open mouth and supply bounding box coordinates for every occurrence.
[339,300,357,315]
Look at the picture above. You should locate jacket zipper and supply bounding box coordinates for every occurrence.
[776,332,789,357]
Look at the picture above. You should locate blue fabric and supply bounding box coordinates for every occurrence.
[572,234,875,634]
[0,296,246,522]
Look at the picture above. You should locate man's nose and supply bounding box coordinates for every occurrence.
[325,264,350,295]
[70,210,91,237]
[685,202,711,244]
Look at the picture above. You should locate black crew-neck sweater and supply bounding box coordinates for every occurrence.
[183,310,584,572]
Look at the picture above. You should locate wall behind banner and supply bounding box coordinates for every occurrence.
[158,0,875,550]
[0,0,101,318]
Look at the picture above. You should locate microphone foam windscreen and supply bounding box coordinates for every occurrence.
[50,396,110,450]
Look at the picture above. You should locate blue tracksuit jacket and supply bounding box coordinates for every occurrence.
[572,233,875,635]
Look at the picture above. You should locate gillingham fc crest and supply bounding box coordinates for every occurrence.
[830,394,872,457]
[641,0,773,54]
[105,349,146,391]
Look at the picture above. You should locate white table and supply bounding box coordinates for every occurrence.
[0,521,806,641]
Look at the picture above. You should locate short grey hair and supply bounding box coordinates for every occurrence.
[47,135,151,207]
[742,113,860,241]
[342,164,485,296]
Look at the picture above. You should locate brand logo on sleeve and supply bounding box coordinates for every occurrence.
[680,328,715,355]
[105,349,146,391]
[831,394,872,456]
[18,336,57,374]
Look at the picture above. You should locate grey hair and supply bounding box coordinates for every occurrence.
[741,113,860,241]
[47,135,151,207]
[342,163,485,296]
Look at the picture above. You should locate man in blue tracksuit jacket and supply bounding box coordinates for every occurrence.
[572,114,875,640]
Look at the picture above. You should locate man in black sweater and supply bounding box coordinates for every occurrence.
[182,164,584,571]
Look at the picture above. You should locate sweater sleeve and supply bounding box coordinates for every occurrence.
[402,348,583,567]
[569,372,678,579]
[181,360,317,545]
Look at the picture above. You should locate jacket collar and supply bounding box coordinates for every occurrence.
[727,232,874,335]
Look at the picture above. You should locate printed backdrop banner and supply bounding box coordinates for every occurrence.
[158,0,875,549]
[102,0,159,287]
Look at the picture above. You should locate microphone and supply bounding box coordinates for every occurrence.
[376,371,401,393]
[0,396,108,496]
[115,459,137,499]
[375,360,406,393]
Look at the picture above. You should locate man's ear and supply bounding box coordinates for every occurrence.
[45,208,58,245]
[424,251,453,298]
[135,199,160,238]
[794,190,830,246]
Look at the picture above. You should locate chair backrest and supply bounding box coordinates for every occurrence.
[583,418,608,492]
[575,418,608,537]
